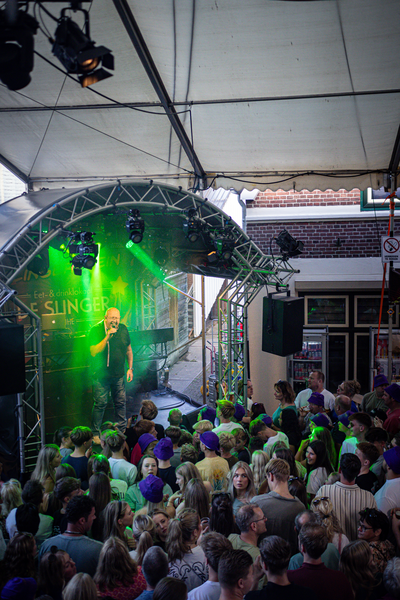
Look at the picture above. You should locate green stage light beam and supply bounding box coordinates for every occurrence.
[126,241,167,283]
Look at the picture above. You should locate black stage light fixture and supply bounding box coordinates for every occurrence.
[214,237,235,261]
[275,229,304,259]
[27,247,50,276]
[154,246,169,267]
[68,231,98,275]
[126,209,145,244]
[0,9,39,90]
[52,7,114,87]
[183,209,201,243]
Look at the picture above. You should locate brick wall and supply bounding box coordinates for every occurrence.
[247,220,398,259]
[252,188,360,208]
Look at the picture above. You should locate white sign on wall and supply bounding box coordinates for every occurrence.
[382,237,400,263]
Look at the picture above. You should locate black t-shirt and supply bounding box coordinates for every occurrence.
[89,321,131,379]
[158,465,178,493]
[356,470,378,493]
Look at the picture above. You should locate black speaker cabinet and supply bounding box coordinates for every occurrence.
[262,296,304,357]
[0,324,26,395]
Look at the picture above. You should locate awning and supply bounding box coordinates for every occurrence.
[0,0,399,192]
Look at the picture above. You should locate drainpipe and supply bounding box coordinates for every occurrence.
[231,188,247,233]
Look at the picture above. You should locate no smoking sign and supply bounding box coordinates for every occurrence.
[382,236,400,262]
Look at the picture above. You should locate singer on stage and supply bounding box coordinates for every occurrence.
[89,307,133,439]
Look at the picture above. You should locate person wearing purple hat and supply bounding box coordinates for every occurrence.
[299,392,330,438]
[154,438,179,493]
[139,474,165,508]
[195,431,230,491]
[310,413,331,430]
[213,399,245,436]
[1,577,37,600]
[197,405,217,426]
[361,373,389,414]
[295,371,336,412]
[107,430,138,487]
[382,384,400,437]
[374,446,400,514]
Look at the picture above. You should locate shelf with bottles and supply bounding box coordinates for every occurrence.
[293,341,322,361]
[293,362,321,381]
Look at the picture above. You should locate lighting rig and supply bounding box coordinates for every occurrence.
[275,229,304,260]
[0,1,114,91]
[67,231,98,275]
[126,209,145,245]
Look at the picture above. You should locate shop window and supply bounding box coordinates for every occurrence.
[355,296,398,327]
[305,296,348,327]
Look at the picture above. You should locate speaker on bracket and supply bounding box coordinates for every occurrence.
[0,324,25,395]
[262,296,304,357]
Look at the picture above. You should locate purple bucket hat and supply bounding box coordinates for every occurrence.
[138,433,157,452]
[139,474,164,503]
[200,431,220,451]
[308,392,325,408]
[154,437,174,460]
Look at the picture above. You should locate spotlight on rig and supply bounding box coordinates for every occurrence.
[183,209,201,243]
[154,246,169,267]
[68,231,98,275]
[0,9,38,90]
[275,229,304,259]
[52,7,114,87]
[126,209,145,245]
[213,237,235,261]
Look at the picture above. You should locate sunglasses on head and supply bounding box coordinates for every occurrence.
[312,497,329,506]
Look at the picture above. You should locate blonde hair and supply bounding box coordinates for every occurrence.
[311,496,343,542]
[102,500,131,545]
[176,462,203,493]
[132,514,155,566]
[1,479,22,517]
[251,451,269,492]
[30,444,60,485]
[219,432,236,452]
[193,420,213,433]
[63,573,98,600]
[217,399,235,420]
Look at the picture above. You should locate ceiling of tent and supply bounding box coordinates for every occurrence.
[1,0,400,192]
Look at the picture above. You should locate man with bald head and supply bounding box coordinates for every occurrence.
[89,307,133,439]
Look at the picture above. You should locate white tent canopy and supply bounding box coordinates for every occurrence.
[1,0,399,192]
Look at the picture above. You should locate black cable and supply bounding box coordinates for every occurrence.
[7,72,194,176]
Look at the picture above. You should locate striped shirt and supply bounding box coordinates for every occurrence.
[316,482,377,541]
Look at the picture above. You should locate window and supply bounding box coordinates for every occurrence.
[305,296,348,327]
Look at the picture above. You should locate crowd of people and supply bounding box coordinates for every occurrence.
[0,371,400,600]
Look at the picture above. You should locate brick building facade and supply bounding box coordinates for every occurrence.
[245,187,398,407]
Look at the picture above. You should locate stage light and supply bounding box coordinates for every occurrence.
[154,246,169,267]
[207,250,219,265]
[27,247,49,276]
[275,229,304,258]
[67,231,98,275]
[214,238,235,261]
[126,209,145,244]
[0,9,38,90]
[52,7,114,87]
[183,209,201,243]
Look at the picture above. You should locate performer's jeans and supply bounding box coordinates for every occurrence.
[92,376,127,435]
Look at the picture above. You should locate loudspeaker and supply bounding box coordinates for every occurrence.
[182,407,203,433]
[262,296,304,357]
[0,324,25,395]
